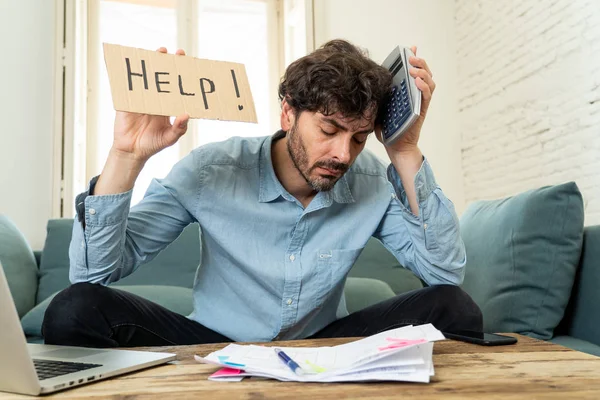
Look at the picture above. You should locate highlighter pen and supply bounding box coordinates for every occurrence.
[274,348,305,376]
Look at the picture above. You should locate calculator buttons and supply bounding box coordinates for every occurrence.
[383,80,412,139]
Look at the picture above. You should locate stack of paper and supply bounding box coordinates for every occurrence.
[194,324,445,383]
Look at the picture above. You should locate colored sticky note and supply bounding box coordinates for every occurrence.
[224,361,246,368]
[378,338,427,351]
[210,368,243,378]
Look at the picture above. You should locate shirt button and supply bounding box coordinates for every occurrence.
[424,223,428,229]
[289,254,295,262]
[89,208,96,215]
[286,298,293,305]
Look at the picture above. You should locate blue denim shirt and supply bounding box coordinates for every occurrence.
[69,132,466,342]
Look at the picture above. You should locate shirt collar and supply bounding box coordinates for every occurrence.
[258,131,286,203]
[258,130,355,205]
[330,174,355,204]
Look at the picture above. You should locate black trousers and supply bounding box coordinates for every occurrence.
[42,282,482,348]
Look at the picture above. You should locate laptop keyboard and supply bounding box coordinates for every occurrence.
[33,359,102,380]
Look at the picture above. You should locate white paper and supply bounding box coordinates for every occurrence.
[196,324,444,383]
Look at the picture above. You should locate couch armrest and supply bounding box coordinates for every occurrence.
[0,215,39,318]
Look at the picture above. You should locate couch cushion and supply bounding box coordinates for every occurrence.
[349,238,423,294]
[460,182,584,340]
[22,285,194,338]
[559,225,600,347]
[114,223,201,288]
[550,335,600,357]
[343,277,396,314]
[37,219,201,303]
[0,215,39,317]
[37,219,73,304]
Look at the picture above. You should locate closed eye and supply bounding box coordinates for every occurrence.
[321,128,336,136]
[354,135,369,144]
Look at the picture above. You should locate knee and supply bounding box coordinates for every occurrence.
[427,285,483,331]
[42,282,109,344]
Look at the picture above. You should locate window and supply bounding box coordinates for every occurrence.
[194,0,272,149]
[56,0,313,215]
[84,0,281,206]
[92,0,180,206]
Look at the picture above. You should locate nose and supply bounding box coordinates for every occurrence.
[332,136,352,165]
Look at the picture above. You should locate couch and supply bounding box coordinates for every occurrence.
[1,181,598,356]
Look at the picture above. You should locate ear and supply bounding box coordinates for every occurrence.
[280,98,296,132]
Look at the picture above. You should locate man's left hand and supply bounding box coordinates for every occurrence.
[376,46,436,154]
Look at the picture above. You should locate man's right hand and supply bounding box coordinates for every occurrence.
[93,47,190,196]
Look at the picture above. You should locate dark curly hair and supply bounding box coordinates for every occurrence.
[278,39,392,123]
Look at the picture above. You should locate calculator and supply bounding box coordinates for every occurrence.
[380,46,422,145]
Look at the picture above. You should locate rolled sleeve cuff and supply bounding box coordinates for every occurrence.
[75,176,99,223]
[387,157,438,208]
[75,176,133,227]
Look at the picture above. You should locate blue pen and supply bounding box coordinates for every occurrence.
[274,348,305,376]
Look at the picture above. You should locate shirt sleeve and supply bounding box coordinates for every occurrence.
[372,157,466,286]
[68,151,199,285]
[75,175,99,227]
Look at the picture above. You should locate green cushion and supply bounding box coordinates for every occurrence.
[22,285,194,338]
[0,215,39,317]
[344,277,396,314]
[550,335,600,357]
[37,219,201,303]
[560,226,600,347]
[36,219,73,304]
[460,182,584,340]
[115,223,201,288]
[349,238,423,294]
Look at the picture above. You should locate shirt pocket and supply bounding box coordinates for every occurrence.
[313,248,364,309]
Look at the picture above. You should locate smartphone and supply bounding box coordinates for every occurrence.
[443,330,518,346]
[379,46,421,145]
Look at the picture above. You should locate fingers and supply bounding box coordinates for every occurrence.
[414,77,432,101]
[156,47,187,56]
[166,113,190,144]
[410,45,417,56]
[174,113,190,133]
[407,51,435,103]
[409,55,432,78]
[409,67,436,96]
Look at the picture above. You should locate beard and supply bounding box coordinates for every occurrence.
[286,122,349,192]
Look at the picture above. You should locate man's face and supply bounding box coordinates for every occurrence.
[286,110,374,191]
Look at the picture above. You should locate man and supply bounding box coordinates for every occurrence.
[43,39,482,348]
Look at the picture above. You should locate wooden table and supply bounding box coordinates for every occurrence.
[3,334,600,399]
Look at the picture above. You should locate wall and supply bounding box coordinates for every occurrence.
[313,0,465,212]
[0,1,57,249]
[456,0,600,225]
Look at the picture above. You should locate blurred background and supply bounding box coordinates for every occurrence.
[1,0,599,248]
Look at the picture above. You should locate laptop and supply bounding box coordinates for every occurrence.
[0,261,176,395]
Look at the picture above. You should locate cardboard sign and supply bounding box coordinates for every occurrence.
[103,43,257,123]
